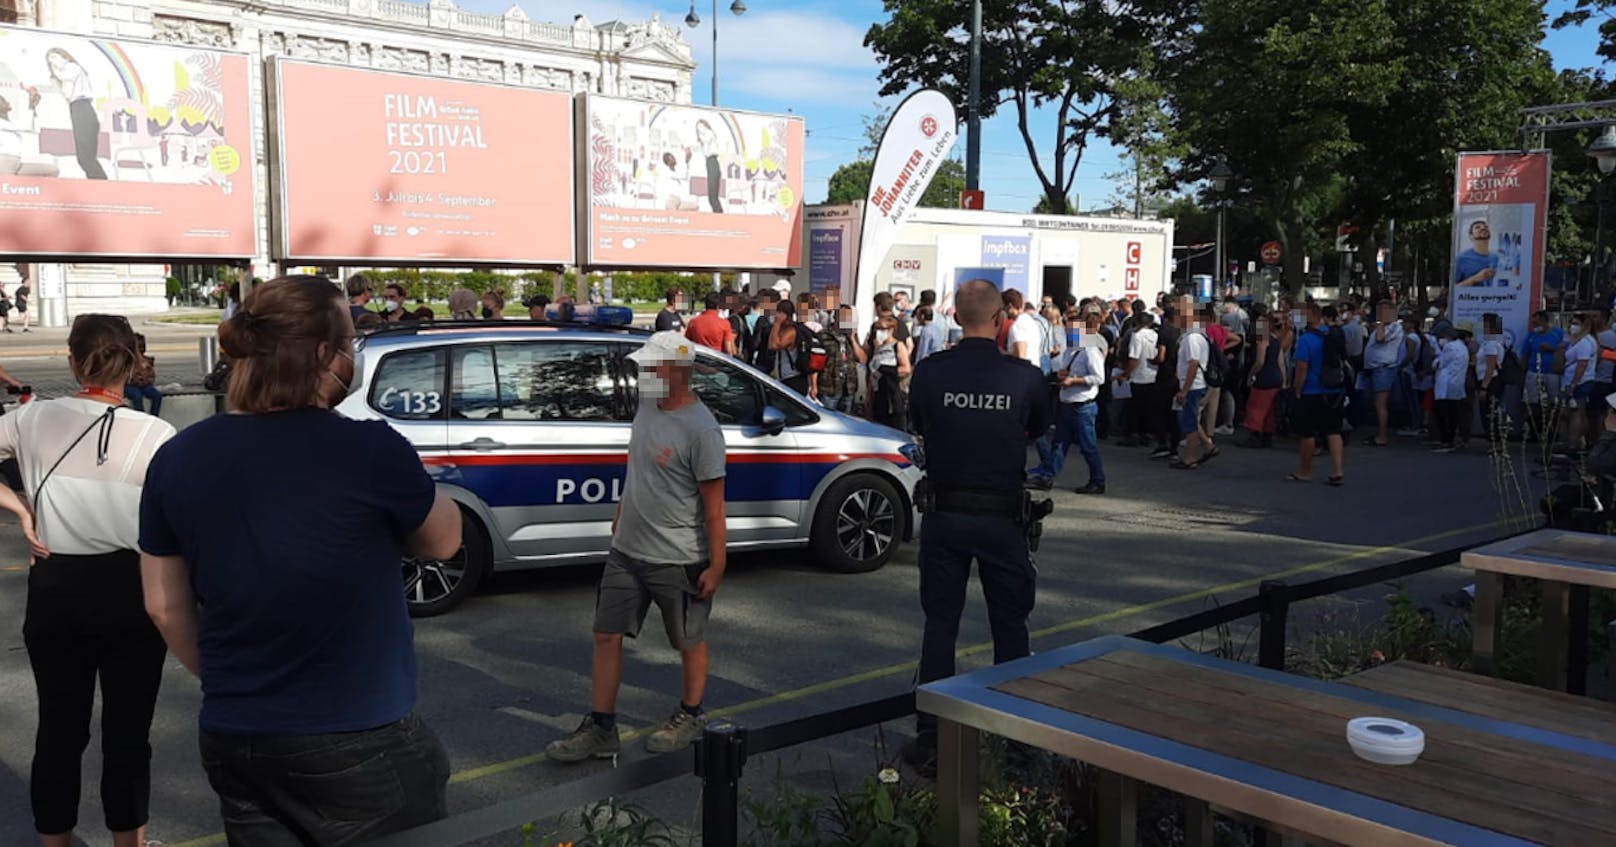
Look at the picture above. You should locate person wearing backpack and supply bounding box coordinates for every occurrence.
[1287,302,1346,485]
[1399,314,1434,437]
[820,304,867,414]
[768,293,827,398]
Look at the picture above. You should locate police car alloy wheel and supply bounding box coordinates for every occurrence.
[811,473,904,573]
[402,508,492,617]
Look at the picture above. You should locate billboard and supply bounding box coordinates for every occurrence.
[980,233,1031,296]
[0,25,255,258]
[580,95,805,270]
[271,59,573,265]
[1449,151,1551,350]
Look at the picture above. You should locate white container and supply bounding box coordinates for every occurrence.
[1346,717,1425,766]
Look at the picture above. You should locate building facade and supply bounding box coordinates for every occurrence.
[7,0,696,317]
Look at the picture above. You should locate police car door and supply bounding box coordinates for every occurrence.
[445,340,631,561]
[619,346,804,546]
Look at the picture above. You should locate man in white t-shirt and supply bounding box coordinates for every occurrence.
[1173,314,1213,468]
[1121,312,1161,452]
[1361,300,1404,447]
[1564,313,1602,454]
[1003,289,1044,370]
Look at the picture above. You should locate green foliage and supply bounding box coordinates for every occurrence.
[866,0,1188,215]
[165,276,182,297]
[1553,0,1616,62]
[824,158,966,209]
[356,269,713,306]
[1289,586,1471,680]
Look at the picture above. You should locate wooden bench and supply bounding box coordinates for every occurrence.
[918,635,1616,846]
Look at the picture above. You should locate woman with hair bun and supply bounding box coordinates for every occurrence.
[139,276,462,845]
[447,287,477,320]
[0,314,175,847]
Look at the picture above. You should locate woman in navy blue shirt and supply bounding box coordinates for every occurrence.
[139,276,462,846]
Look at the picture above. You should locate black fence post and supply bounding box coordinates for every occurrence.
[696,719,748,847]
[1567,584,1591,696]
[1257,580,1290,671]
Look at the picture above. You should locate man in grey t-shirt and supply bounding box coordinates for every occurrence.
[548,331,728,763]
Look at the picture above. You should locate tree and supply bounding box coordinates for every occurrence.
[866,0,1187,215]
[1164,0,1404,290]
[1554,1,1616,61]
[1336,0,1553,290]
[824,157,967,208]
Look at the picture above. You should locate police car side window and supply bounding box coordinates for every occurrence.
[492,342,618,423]
[450,346,503,421]
[763,386,818,427]
[690,357,762,426]
[369,348,447,421]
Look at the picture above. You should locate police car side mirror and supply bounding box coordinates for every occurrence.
[760,405,787,436]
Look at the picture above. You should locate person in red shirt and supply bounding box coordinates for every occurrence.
[685,292,737,357]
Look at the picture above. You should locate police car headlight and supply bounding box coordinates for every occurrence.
[899,442,925,470]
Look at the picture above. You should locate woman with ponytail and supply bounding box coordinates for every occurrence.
[0,314,175,847]
[138,276,461,845]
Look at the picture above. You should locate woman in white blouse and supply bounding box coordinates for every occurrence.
[0,314,175,847]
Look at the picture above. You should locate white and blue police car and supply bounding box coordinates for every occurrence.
[336,313,922,616]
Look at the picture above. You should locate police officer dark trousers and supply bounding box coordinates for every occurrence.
[903,279,1055,771]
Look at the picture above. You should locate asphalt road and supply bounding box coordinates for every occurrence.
[0,410,1536,846]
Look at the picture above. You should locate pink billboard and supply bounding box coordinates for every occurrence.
[581,95,805,270]
[272,59,574,265]
[0,25,255,259]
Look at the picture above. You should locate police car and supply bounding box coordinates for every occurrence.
[336,316,922,616]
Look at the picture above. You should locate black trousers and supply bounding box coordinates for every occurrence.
[1434,398,1463,447]
[68,98,108,180]
[872,365,906,429]
[24,550,167,835]
[200,714,450,847]
[915,513,1034,739]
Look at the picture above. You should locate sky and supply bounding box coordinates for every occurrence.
[467,0,1610,213]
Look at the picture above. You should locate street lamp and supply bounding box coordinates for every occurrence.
[1587,126,1616,301]
[1209,159,1233,295]
[685,0,748,107]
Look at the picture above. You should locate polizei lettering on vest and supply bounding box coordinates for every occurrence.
[943,392,1012,410]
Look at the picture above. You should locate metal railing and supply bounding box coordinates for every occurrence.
[365,529,1538,847]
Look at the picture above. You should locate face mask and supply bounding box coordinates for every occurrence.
[1290,311,1305,329]
[839,320,855,331]
[719,309,731,320]
[1067,329,1082,347]
[1427,307,1440,318]
[330,350,362,403]
[876,330,890,344]
[1572,323,1584,335]
[384,299,401,312]
[481,307,494,319]
[638,371,670,399]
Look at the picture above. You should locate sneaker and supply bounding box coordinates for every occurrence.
[1395,428,1421,437]
[1074,482,1106,495]
[1149,448,1173,460]
[1431,444,1457,454]
[1023,476,1053,491]
[546,716,620,763]
[900,737,937,778]
[1214,425,1236,436]
[645,709,705,754]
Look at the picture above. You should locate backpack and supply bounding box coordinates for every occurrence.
[822,329,854,388]
[1318,326,1350,390]
[1499,347,1525,387]
[793,322,827,375]
[1201,331,1228,389]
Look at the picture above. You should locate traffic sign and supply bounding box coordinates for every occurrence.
[960,190,985,210]
[1260,241,1282,265]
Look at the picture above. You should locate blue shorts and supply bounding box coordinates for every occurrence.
[1178,388,1207,433]
[1366,367,1398,393]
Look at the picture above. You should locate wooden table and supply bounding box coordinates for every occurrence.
[1462,529,1616,690]
[917,636,1616,847]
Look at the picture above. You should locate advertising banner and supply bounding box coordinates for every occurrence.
[1449,151,1551,350]
[272,59,573,264]
[853,88,958,332]
[809,224,845,296]
[980,233,1031,296]
[580,95,805,270]
[0,25,255,258]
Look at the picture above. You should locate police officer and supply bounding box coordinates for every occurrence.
[902,278,1055,772]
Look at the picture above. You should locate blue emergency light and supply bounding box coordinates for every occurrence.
[543,303,635,326]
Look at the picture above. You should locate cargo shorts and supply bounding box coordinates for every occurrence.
[593,548,711,651]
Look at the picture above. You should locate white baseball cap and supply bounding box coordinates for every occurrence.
[771,280,793,295]
[627,330,696,367]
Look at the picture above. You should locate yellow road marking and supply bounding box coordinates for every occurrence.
[161,519,1500,847]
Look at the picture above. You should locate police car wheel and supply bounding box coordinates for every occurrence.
[811,474,904,573]
[403,508,491,618]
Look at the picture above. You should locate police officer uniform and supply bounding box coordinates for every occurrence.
[905,334,1054,761]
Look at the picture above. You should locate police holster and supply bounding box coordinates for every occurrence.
[915,478,1054,551]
